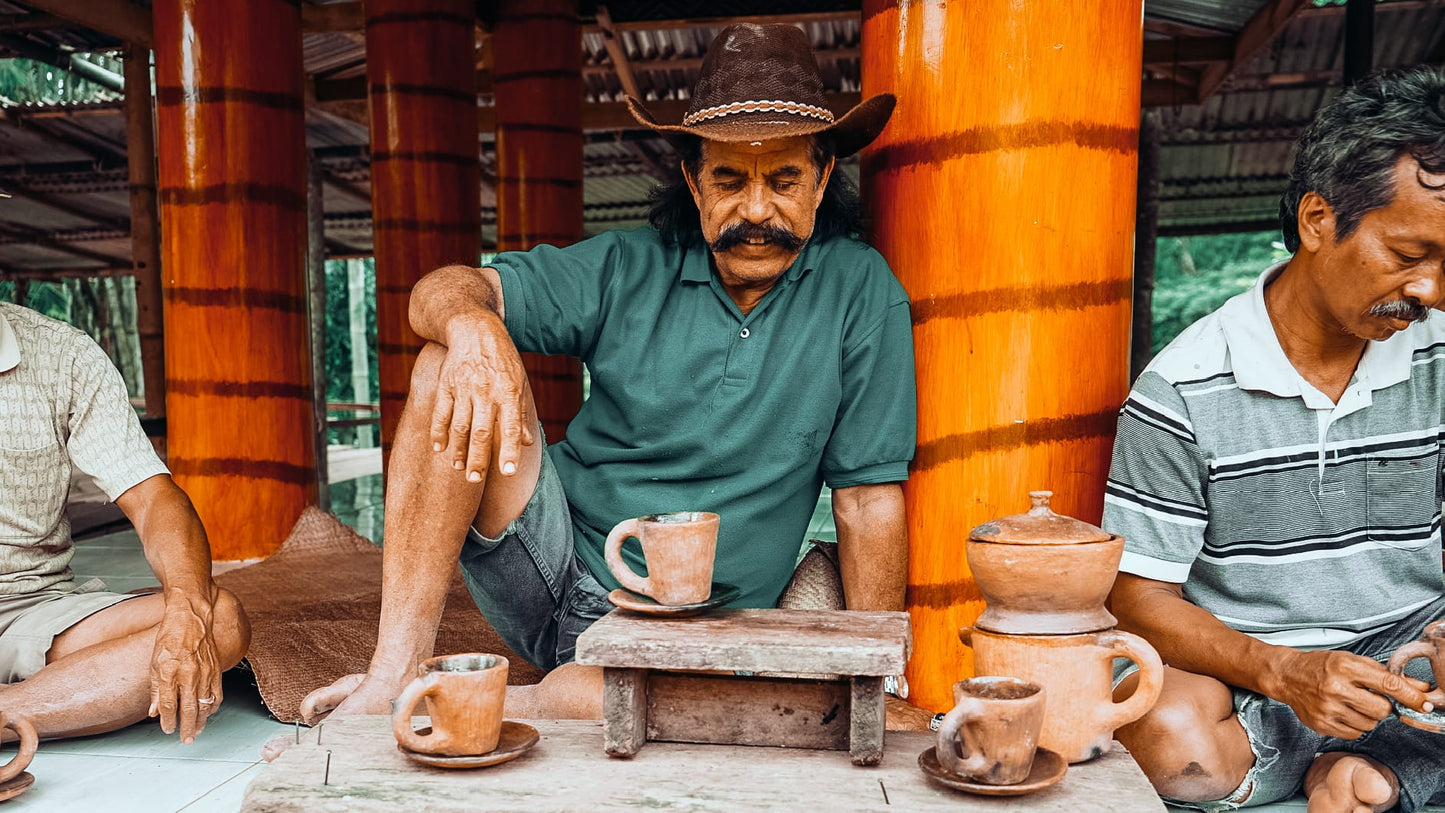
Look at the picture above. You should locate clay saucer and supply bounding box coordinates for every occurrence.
[396,721,540,769]
[1395,699,1445,734]
[607,582,741,618]
[917,746,1068,797]
[0,772,34,802]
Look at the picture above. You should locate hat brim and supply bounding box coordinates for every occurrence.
[626,93,896,158]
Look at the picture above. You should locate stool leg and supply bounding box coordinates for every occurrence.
[849,676,885,766]
[603,667,648,758]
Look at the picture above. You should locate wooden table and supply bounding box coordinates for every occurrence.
[575,609,910,765]
[242,717,1166,812]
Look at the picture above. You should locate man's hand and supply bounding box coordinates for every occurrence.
[149,586,223,744]
[428,313,535,483]
[299,673,399,725]
[1274,649,1433,739]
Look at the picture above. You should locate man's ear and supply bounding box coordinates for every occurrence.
[1297,191,1336,253]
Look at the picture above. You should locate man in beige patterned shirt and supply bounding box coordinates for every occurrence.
[0,302,248,744]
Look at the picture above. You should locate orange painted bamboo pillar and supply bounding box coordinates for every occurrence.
[493,0,584,441]
[366,0,481,456]
[153,0,317,560]
[861,1,1143,711]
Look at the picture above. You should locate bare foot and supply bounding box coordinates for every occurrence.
[1304,752,1397,813]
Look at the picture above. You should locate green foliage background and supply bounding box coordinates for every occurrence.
[1149,231,1291,356]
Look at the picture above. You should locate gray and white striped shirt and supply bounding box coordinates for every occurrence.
[1105,264,1445,650]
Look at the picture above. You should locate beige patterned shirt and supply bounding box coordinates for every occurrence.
[0,303,168,595]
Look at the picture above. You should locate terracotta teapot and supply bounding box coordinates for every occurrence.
[961,625,1163,763]
[966,490,1124,635]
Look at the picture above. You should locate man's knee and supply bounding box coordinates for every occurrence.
[212,588,250,668]
[409,342,449,398]
[1117,669,1253,802]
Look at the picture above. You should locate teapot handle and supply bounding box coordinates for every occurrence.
[1098,630,1164,732]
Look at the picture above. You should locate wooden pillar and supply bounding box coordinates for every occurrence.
[1344,0,1375,87]
[365,0,480,457]
[307,152,331,511]
[123,45,164,419]
[493,0,584,441]
[861,0,1142,712]
[153,0,317,560]
[1132,110,1161,383]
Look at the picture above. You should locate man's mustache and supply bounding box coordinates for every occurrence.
[1370,300,1430,323]
[708,222,805,254]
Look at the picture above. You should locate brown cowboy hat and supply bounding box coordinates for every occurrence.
[626,23,895,158]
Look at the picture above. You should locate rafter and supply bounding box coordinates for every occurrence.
[11,0,150,45]
[1195,0,1312,102]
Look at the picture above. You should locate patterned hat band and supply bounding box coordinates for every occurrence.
[682,99,836,127]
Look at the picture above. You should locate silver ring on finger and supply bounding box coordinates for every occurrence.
[198,697,216,705]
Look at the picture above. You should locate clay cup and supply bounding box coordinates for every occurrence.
[0,713,35,785]
[392,653,509,757]
[605,511,719,605]
[934,676,1046,784]
[1388,619,1445,708]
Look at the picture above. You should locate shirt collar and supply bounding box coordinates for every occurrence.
[0,307,17,373]
[1221,261,1416,403]
[681,238,820,284]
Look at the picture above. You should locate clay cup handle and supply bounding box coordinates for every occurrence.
[1099,629,1164,731]
[1388,640,1445,705]
[391,673,441,753]
[935,694,990,778]
[0,713,35,784]
[957,625,974,646]
[604,517,653,597]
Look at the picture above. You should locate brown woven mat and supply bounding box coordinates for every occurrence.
[215,506,543,722]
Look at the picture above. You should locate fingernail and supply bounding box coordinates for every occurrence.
[453,461,463,470]
[502,462,516,475]
[468,471,482,483]
[1426,702,1435,712]
[433,443,442,452]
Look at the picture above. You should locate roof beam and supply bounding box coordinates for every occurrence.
[301,2,364,33]
[11,0,150,46]
[596,5,642,100]
[1,182,129,231]
[1195,0,1312,102]
[0,220,126,266]
[1142,37,1235,66]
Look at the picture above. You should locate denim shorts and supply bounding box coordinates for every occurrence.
[457,443,612,672]
[1118,594,1445,812]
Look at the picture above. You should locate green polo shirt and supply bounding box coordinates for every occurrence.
[491,227,916,608]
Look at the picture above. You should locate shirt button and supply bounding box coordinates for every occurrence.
[739,328,750,338]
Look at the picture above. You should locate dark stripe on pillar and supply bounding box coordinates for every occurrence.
[155,86,304,113]
[911,408,1119,471]
[168,380,312,399]
[378,341,421,356]
[496,232,579,243]
[160,183,307,210]
[377,284,419,296]
[860,122,1138,176]
[166,287,308,313]
[499,123,581,135]
[372,219,480,235]
[365,11,473,27]
[911,278,1132,325]
[369,83,475,104]
[496,176,582,189]
[371,150,478,166]
[906,579,985,610]
[168,457,314,484]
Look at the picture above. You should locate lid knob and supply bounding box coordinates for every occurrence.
[1028,491,1053,512]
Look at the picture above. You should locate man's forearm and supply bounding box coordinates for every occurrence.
[116,475,217,602]
[833,483,908,612]
[1111,574,1296,699]
[409,265,504,344]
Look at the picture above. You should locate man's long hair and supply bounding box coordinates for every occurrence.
[647,134,867,247]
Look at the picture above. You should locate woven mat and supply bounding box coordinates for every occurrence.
[215,507,543,722]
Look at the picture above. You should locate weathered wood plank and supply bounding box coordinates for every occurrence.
[646,672,850,751]
[849,676,885,766]
[602,668,647,758]
[576,609,911,675]
[242,717,1167,812]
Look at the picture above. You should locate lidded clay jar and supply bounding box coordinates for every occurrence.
[965,490,1124,635]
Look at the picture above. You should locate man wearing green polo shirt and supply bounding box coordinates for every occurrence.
[302,24,918,722]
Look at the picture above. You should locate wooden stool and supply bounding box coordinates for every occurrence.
[575,609,911,765]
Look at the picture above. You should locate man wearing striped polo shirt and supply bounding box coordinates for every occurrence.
[1106,67,1445,813]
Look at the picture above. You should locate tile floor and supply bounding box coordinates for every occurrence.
[21,477,1441,811]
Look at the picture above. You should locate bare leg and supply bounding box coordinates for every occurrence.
[504,663,603,720]
[1114,667,1256,803]
[0,589,248,740]
[1303,752,1397,813]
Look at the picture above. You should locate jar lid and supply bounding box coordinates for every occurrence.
[969,491,1111,545]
